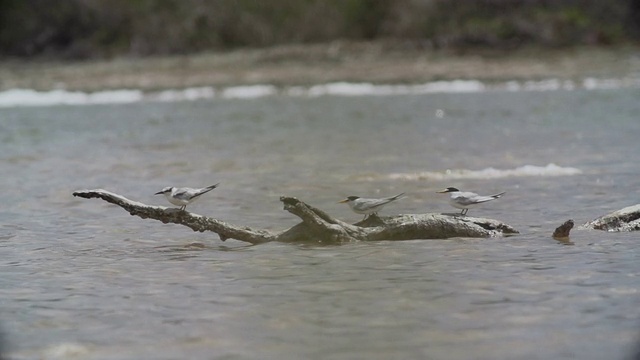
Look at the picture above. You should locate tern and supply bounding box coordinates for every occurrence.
[437,187,504,216]
[155,183,219,211]
[339,193,405,220]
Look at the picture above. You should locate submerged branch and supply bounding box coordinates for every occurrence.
[73,189,518,244]
[552,219,574,239]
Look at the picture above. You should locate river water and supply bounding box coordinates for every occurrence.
[1,85,640,359]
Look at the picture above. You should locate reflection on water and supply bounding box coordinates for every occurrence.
[1,89,640,359]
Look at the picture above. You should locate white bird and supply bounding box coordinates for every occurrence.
[437,187,504,216]
[155,183,219,211]
[339,193,405,220]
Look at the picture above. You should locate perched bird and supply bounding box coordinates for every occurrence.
[437,187,504,216]
[339,193,405,220]
[155,183,220,211]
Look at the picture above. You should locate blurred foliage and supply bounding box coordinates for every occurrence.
[0,0,638,59]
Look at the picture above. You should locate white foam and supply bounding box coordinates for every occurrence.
[1,76,639,108]
[149,86,215,102]
[582,77,630,90]
[416,80,487,93]
[387,163,582,181]
[293,80,485,97]
[221,85,278,99]
[0,88,142,107]
[501,79,581,92]
[42,342,91,359]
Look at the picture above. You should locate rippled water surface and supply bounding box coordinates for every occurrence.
[2,89,640,359]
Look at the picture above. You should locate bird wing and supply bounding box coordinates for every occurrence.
[470,195,498,204]
[386,192,405,201]
[452,192,494,206]
[358,194,403,210]
[367,199,392,208]
[469,193,500,205]
[205,183,220,191]
[172,188,193,200]
[192,185,218,198]
[351,199,381,211]
[490,191,506,198]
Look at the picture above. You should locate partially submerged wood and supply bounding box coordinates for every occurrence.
[72,189,273,244]
[73,189,518,244]
[584,204,640,232]
[552,219,574,243]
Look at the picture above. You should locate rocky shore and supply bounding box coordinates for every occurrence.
[1,41,639,92]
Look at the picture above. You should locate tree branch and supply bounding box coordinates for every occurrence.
[73,189,518,244]
[72,189,274,244]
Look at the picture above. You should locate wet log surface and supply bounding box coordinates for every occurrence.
[583,204,640,232]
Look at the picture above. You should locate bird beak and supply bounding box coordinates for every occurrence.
[338,199,349,203]
[154,191,163,195]
[437,189,449,193]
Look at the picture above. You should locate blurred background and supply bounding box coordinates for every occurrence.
[2,2,640,360]
[1,0,639,59]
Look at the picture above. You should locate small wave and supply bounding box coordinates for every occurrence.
[149,84,278,101]
[148,86,215,102]
[387,163,582,181]
[40,342,92,359]
[221,84,278,99]
[0,88,142,107]
[582,77,638,90]
[1,76,639,107]
[500,77,640,92]
[502,79,577,92]
[288,80,485,97]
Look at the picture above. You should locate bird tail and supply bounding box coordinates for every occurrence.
[491,191,506,199]
[206,183,220,190]
[390,192,406,201]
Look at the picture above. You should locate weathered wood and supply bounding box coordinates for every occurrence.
[73,189,519,244]
[72,189,274,244]
[552,219,574,239]
[584,204,640,232]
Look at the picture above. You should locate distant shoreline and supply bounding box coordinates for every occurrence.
[1,41,638,92]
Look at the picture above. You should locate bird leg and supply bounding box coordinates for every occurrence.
[364,212,380,221]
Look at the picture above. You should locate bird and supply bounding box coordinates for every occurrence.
[154,183,220,211]
[437,187,504,216]
[339,193,405,220]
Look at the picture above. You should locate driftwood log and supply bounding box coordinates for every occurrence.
[583,204,640,232]
[72,189,519,244]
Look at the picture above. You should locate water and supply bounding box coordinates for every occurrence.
[2,77,639,107]
[1,88,640,359]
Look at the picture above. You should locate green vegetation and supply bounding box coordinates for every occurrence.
[0,0,638,59]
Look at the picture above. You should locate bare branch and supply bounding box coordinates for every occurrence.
[72,189,274,244]
[73,189,518,244]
